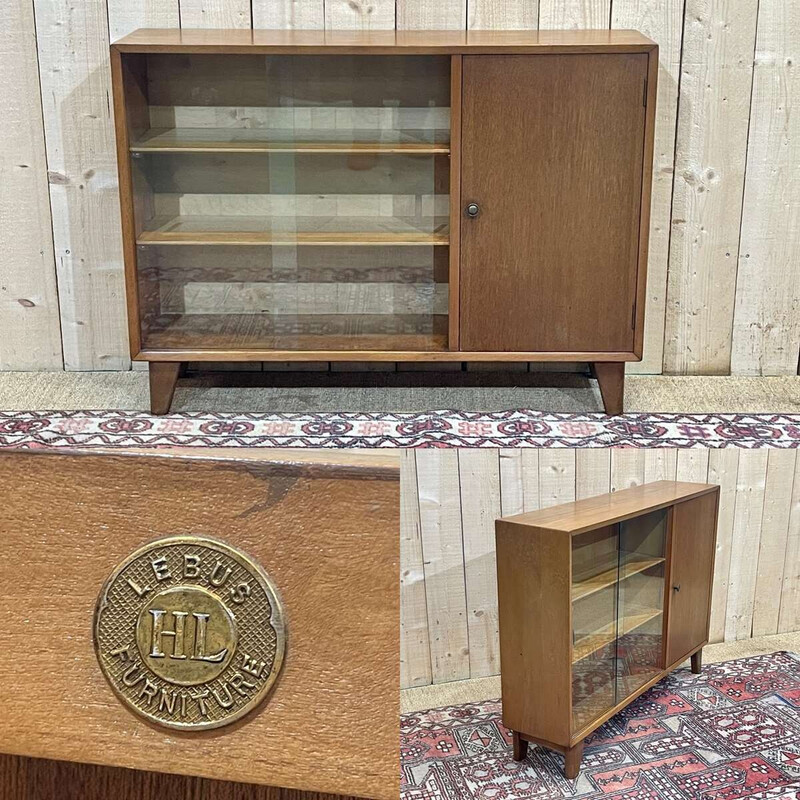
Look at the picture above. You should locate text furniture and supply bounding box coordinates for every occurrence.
[496,480,720,778]
[0,449,399,800]
[110,29,658,414]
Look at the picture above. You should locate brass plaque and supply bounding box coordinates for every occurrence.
[94,536,286,731]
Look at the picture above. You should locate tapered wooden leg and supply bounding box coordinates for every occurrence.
[564,741,584,780]
[149,362,181,415]
[691,649,703,674]
[593,362,625,415]
[512,731,528,761]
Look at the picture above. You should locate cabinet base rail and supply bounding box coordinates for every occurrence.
[145,360,627,415]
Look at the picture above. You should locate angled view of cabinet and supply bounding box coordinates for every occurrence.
[496,481,720,778]
[110,29,658,414]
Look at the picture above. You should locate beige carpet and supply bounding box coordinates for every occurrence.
[400,631,800,713]
[0,371,798,413]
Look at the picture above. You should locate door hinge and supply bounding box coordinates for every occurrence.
[631,303,637,329]
[643,79,648,107]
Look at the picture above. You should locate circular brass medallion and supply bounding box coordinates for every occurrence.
[94,536,285,731]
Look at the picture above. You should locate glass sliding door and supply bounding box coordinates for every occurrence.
[571,512,668,733]
[616,509,667,698]
[571,525,619,731]
[130,54,452,352]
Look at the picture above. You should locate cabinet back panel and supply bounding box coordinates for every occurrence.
[459,53,648,353]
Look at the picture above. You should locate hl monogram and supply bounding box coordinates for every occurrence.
[147,608,228,663]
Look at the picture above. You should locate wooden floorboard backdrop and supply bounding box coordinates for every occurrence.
[400,448,800,688]
[2,0,798,376]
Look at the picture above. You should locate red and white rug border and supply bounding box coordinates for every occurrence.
[1,410,800,449]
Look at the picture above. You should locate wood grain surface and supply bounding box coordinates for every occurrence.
[0,754,353,800]
[499,480,719,533]
[112,28,657,53]
[0,450,399,800]
[664,490,720,664]
[496,521,572,745]
[459,52,649,353]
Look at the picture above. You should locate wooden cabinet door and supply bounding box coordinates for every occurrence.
[459,53,649,353]
[665,491,719,665]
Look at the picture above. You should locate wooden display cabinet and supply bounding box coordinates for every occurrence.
[110,29,658,414]
[496,481,720,778]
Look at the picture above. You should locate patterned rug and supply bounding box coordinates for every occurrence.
[401,652,800,799]
[1,411,800,449]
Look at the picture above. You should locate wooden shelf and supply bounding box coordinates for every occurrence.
[130,127,451,155]
[572,608,662,664]
[142,312,449,351]
[571,557,665,603]
[138,215,450,246]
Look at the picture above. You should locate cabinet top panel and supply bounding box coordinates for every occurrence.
[499,480,718,534]
[112,28,657,55]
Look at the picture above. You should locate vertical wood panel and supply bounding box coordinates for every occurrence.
[416,450,470,683]
[252,0,325,28]
[752,449,796,636]
[459,450,502,678]
[664,0,758,374]
[499,450,524,516]
[539,0,610,29]
[778,455,800,633]
[612,0,687,374]
[644,449,678,482]
[326,0,395,28]
[179,0,250,28]
[707,449,740,642]
[107,0,179,40]
[34,0,130,371]
[731,0,800,375]
[725,449,768,640]
[610,449,645,490]
[400,451,432,688]
[0,0,62,370]
[675,449,710,483]
[521,451,541,512]
[468,0,539,29]
[396,0,467,29]
[576,450,611,498]
[538,451,576,507]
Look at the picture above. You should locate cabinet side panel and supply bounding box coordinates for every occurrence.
[496,522,571,746]
[111,51,148,358]
[665,490,720,664]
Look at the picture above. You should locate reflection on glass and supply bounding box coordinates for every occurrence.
[571,525,619,731]
[617,510,667,699]
[130,54,451,351]
[571,512,667,732]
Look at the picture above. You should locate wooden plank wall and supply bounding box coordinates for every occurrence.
[4,0,799,375]
[400,448,800,688]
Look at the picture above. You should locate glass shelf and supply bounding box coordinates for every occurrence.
[572,608,663,664]
[138,214,449,247]
[571,556,666,602]
[131,127,451,154]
